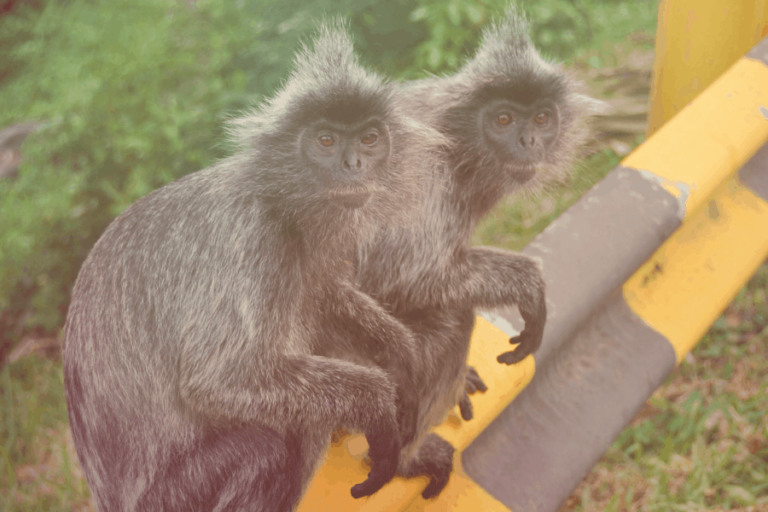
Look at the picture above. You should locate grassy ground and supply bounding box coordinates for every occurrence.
[561,266,768,511]
[2,10,767,512]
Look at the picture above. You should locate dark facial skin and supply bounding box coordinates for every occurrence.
[480,99,560,182]
[301,119,391,208]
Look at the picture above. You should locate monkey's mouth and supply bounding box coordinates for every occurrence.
[328,185,375,208]
[509,165,537,183]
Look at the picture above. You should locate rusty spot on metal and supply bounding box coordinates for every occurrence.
[641,262,665,287]
[707,200,720,220]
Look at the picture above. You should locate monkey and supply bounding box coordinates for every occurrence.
[62,23,446,512]
[352,6,601,499]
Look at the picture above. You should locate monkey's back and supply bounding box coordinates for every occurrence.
[62,158,316,508]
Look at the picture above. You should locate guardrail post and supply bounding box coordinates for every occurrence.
[648,0,768,135]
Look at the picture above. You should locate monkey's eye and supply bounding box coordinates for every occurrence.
[318,135,335,147]
[497,113,513,126]
[534,112,550,125]
[360,133,378,145]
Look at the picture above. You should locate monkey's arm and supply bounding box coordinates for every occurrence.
[421,246,546,365]
[324,284,421,444]
[178,347,402,498]
[326,284,420,372]
[466,247,546,364]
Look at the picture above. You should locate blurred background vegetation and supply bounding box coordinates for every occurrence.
[1,0,766,510]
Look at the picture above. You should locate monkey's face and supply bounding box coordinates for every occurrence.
[479,98,560,183]
[300,119,392,209]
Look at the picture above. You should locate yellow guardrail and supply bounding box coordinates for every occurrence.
[625,0,768,363]
[624,56,768,216]
[624,176,768,364]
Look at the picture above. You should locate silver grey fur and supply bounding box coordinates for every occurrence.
[62,23,446,512]
[354,6,601,498]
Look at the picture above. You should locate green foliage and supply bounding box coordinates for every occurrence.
[0,0,374,331]
[405,0,504,75]
[0,0,658,337]
[527,0,593,59]
[1,0,256,329]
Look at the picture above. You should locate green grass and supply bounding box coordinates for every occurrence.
[1,358,91,511]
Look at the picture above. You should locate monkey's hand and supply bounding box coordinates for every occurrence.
[496,312,546,365]
[498,271,546,365]
[350,424,401,499]
[458,366,488,421]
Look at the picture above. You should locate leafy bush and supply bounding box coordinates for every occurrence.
[0,0,361,332]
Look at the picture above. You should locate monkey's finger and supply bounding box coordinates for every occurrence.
[497,348,528,365]
[350,478,385,499]
[501,330,540,364]
[466,366,488,393]
[459,393,473,421]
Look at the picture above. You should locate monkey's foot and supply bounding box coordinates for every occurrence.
[459,392,474,421]
[401,434,454,499]
[350,428,400,499]
[465,366,488,394]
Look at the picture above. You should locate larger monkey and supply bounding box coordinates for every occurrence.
[354,7,601,498]
[63,24,443,512]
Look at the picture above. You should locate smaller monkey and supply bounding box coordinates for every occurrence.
[63,23,444,512]
[354,6,601,498]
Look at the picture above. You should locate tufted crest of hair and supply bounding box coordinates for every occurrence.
[227,20,445,233]
[435,5,604,194]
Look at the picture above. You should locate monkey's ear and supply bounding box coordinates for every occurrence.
[574,94,609,117]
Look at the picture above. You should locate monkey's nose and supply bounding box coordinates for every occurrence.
[343,158,363,171]
[518,136,535,148]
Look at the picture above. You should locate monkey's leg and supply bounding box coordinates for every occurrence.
[65,362,315,512]
[136,424,308,512]
[178,351,402,500]
[394,306,474,466]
